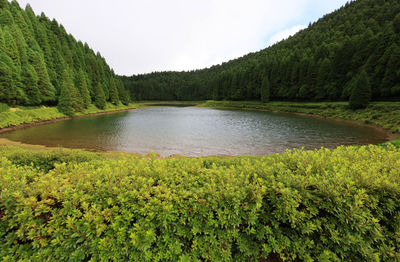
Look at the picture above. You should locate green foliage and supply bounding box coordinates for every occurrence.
[0,102,9,113]
[0,52,18,106]
[349,70,372,109]
[109,77,120,105]
[0,102,135,129]
[0,8,14,26]
[393,13,400,34]
[0,146,105,172]
[0,145,399,261]
[94,84,106,109]
[117,78,131,105]
[260,76,270,103]
[21,64,41,105]
[0,0,130,109]
[76,70,91,109]
[30,50,56,104]
[58,70,76,116]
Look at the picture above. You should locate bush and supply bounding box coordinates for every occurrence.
[0,102,9,113]
[0,145,399,261]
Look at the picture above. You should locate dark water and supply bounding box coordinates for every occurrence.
[0,107,388,156]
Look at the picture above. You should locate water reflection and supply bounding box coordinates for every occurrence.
[0,107,388,156]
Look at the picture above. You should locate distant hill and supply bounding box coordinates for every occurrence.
[0,0,130,114]
[122,0,400,105]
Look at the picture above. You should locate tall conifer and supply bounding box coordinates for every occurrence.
[109,77,119,105]
[93,83,106,109]
[29,50,56,104]
[76,70,91,108]
[21,64,41,105]
[349,70,372,109]
[58,70,75,116]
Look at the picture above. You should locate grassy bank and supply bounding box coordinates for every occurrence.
[0,144,399,261]
[197,101,400,134]
[0,103,137,130]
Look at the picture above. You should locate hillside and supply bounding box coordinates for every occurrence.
[0,0,130,115]
[122,0,400,105]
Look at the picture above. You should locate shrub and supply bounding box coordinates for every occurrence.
[0,145,399,261]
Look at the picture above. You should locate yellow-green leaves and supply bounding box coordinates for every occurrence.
[0,145,399,261]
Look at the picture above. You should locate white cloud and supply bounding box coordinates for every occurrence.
[15,0,348,75]
[268,25,306,46]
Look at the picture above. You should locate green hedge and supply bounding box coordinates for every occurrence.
[0,145,399,261]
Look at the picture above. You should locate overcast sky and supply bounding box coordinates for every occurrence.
[15,0,348,76]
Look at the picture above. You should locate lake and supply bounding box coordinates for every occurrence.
[0,107,388,156]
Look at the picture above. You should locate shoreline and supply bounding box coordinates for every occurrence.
[0,108,135,135]
[0,102,399,154]
[198,104,400,141]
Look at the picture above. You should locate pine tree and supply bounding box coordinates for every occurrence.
[0,53,17,105]
[117,79,130,105]
[58,70,75,116]
[0,27,19,106]
[76,70,91,108]
[260,76,270,103]
[0,0,8,9]
[69,71,84,112]
[393,13,400,34]
[3,27,21,68]
[315,58,333,101]
[21,64,41,105]
[0,8,14,26]
[109,77,119,105]
[349,70,372,109]
[380,44,400,96]
[11,25,28,66]
[93,83,106,109]
[29,49,57,104]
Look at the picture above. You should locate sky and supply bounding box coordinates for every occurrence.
[15,0,349,76]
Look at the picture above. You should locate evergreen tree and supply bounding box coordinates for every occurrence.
[260,76,270,103]
[76,70,91,108]
[393,13,400,34]
[315,58,332,100]
[21,64,41,105]
[0,8,14,26]
[11,25,28,66]
[380,44,400,96]
[349,70,372,109]
[29,50,57,104]
[109,77,119,105]
[3,27,21,68]
[0,53,17,105]
[58,70,75,116]
[117,79,130,105]
[0,0,8,8]
[93,83,106,109]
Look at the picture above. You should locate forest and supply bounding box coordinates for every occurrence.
[122,0,400,108]
[0,0,130,116]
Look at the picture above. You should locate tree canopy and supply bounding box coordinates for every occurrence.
[0,0,130,113]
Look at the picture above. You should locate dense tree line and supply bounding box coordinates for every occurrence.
[122,0,400,108]
[0,0,130,115]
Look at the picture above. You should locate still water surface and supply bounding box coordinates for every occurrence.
[0,107,388,156]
